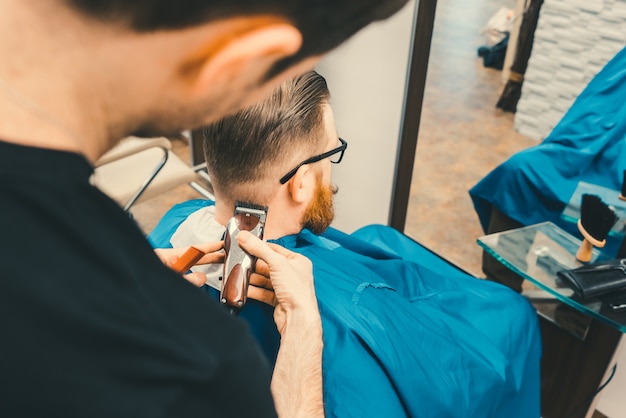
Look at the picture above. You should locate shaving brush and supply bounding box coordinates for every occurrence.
[576,194,618,262]
[619,169,626,201]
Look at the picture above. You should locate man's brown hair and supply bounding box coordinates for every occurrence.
[203,70,330,203]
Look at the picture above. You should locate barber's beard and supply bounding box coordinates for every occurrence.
[301,180,338,234]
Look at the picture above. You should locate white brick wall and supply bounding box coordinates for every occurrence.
[513,0,626,141]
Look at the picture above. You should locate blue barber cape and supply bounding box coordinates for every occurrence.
[150,200,541,417]
[470,46,626,256]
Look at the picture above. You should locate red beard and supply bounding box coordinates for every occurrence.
[301,178,338,234]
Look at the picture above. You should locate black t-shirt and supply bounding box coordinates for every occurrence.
[0,141,277,418]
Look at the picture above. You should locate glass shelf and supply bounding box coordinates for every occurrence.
[561,181,626,239]
[477,222,626,334]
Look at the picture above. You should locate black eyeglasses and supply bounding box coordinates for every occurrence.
[279,137,348,184]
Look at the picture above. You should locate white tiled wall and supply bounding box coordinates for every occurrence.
[514,0,626,141]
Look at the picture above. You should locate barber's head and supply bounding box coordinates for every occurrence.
[203,70,342,235]
[57,0,409,138]
[2,0,408,161]
[66,0,408,76]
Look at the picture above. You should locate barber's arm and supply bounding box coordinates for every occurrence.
[238,231,324,418]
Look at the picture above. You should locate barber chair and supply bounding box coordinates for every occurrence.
[92,136,213,213]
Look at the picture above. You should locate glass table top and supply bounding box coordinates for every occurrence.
[562,181,626,239]
[478,221,626,334]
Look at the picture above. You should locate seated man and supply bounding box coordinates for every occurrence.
[150,71,541,418]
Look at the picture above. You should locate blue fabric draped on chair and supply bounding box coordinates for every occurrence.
[470,46,626,257]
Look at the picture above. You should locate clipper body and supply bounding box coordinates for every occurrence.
[221,202,267,315]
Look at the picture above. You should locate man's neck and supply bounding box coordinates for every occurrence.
[0,78,107,161]
[213,194,305,241]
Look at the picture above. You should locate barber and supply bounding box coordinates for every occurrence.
[0,1,408,417]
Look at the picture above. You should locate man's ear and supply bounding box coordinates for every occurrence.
[180,19,302,95]
[287,165,316,204]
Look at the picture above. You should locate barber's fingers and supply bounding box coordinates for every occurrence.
[237,231,283,266]
[250,272,273,290]
[189,240,224,254]
[254,259,270,278]
[247,285,277,307]
[238,231,316,318]
[253,244,304,278]
[266,242,314,278]
[183,272,207,287]
[155,241,224,269]
[191,241,225,265]
[248,266,275,307]
[265,241,302,257]
[197,249,224,265]
[239,232,312,277]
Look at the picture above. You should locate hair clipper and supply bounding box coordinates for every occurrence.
[221,201,268,315]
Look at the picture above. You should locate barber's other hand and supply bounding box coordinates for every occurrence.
[155,242,224,287]
[237,231,319,333]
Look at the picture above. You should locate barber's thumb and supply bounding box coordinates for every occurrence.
[238,231,276,263]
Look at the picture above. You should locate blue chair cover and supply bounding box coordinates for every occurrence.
[470,46,626,256]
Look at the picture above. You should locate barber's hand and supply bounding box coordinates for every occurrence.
[237,231,319,334]
[155,242,224,287]
[240,232,324,417]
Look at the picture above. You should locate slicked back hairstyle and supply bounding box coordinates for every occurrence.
[203,70,330,202]
[65,0,409,78]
